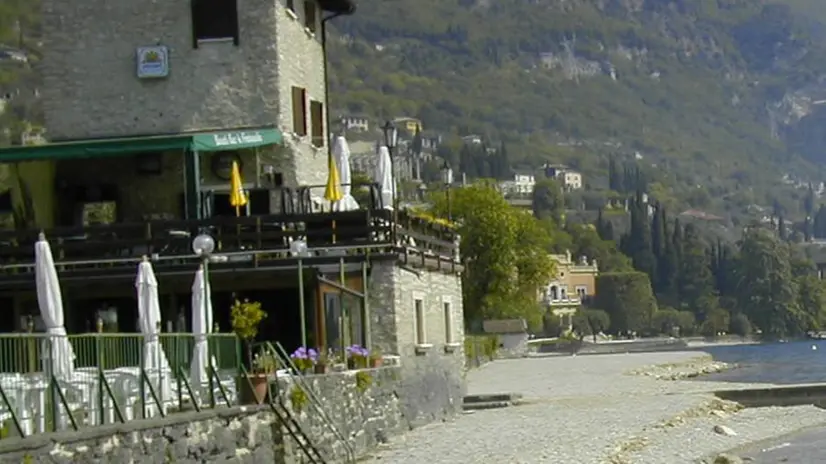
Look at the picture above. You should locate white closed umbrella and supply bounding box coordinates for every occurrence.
[375,146,395,210]
[332,136,360,211]
[189,265,213,390]
[136,258,172,413]
[35,233,75,380]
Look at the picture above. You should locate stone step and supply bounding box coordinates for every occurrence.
[462,400,515,411]
[463,393,523,404]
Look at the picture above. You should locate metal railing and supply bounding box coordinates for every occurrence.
[270,342,356,463]
[0,333,241,438]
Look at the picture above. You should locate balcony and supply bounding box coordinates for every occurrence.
[545,297,582,308]
[0,189,461,284]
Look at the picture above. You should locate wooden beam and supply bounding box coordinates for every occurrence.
[316,275,365,298]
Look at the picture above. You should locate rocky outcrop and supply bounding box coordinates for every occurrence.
[627,356,735,380]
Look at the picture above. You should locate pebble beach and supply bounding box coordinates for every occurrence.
[362,351,826,463]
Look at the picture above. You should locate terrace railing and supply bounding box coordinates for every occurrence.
[0,333,241,438]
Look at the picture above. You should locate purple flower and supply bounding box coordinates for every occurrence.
[346,344,369,358]
[308,348,319,362]
[291,346,309,360]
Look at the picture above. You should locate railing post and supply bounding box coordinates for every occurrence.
[26,316,35,373]
[298,259,306,348]
[48,335,58,432]
[140,329,146,419]
[96,317,104,424]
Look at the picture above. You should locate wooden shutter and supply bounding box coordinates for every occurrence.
[310,100,324,147]
[291,87,307,135]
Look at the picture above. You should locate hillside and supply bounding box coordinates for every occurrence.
[328,0,826,217]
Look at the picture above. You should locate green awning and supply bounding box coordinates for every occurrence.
[0,128,282,162]
[190,129,282,152]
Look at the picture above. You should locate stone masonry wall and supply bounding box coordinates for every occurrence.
[0,406,286,463]
[368,262,467,427]
[275,1,329,188]
[276,367,406,462]
[40,0,327,186]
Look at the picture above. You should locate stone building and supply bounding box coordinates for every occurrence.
[0,0,467,457]
[369,260,465,425]
[38,0,354,191]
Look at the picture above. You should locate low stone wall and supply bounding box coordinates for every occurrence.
[0,367,414,463]
[0,365,456,463]
[276,366,406,462]
[0,406,283,463]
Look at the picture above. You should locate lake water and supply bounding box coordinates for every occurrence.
[699,340,826,462]
[698,339,826,385]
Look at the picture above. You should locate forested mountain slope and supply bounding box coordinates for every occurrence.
[328,0,826,215]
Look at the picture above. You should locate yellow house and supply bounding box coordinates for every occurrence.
[539,251,599,330]
[392,117,422,134]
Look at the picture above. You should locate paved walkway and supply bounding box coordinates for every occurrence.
[361,352,826,464]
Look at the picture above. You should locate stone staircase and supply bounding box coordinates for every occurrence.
[462,393,524,411]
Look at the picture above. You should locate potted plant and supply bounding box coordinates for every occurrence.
[230,299,269,404]
[346,344,369,369]
[368,349,383,368]
[314,351,329,374]
[290,346,318,375]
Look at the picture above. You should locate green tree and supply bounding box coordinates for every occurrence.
[678,223,717,318]
[796,275,826,332]
[532,178,564,223]
[622,190,656,279]
[594,272,658,334]
[735,228,802,339]
[729,312,753,337]
[432,182,555,326]
[651,307,681,336]
[573,309,611,342]
[566,223,632,272]
[700,308,731,336]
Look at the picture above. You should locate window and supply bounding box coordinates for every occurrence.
[291,87,307,135]
[414,298,425,345]
[304,1,317,33]
[576,286,587,298]
[443,300,453,344]
[310,100,324,147]
[191,0,240,46]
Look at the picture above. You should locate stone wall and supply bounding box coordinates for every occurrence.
[368,262,467,427]
[0,406,286,463]
[276,367,406,462]
[0,367,410,463]
[40,0,327,186]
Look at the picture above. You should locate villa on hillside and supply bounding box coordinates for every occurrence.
[540,251,599,331]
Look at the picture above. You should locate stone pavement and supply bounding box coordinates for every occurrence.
[361,352,826,464]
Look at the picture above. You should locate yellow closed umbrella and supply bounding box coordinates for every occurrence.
[323,153,343,204]
[323,153,343,243]
[229,160,247,216]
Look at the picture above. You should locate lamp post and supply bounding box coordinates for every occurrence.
[441,160,453,221]
[382,120,399,238]
[192,233,215,405]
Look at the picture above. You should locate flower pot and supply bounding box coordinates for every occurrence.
[369,358,383,368]
[238,373,269,405]
[314,363,328,374]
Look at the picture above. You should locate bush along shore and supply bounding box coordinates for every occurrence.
[627,355,735,380]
